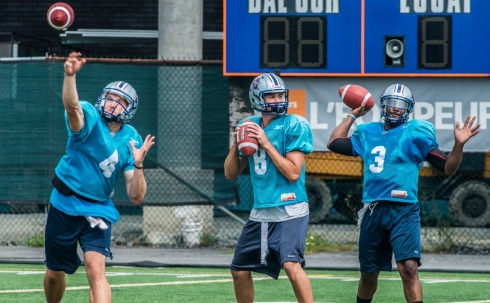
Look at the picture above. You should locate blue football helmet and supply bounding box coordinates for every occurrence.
[380,84,414,126]
[95,81,138,124]
[249,73,289,116]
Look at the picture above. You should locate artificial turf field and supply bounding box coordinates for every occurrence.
[0,264,489,302]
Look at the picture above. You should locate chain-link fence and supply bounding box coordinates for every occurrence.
[0,59,489,255]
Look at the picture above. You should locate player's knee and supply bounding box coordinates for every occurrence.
[398,259,419,279]
[231,270,251,281]
[282,262,302,279]
[45,270,65,284]
[360,271,379,286]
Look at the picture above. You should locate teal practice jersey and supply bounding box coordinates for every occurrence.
[51,101,143,223]
[238,114,314,209]
[351,120,438,203]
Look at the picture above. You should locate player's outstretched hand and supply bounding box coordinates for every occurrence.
[64,52,86,76]
[130,134,156,168]
[454,115,480,144]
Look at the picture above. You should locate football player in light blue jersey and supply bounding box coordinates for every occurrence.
[43,52,155,303]
[328,84,480,303]
[224,73,314,303]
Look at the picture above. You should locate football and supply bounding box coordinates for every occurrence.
[47,2,74,31]
[338,84,375,110]
[237,121,258,157]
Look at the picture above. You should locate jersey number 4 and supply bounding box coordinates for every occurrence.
[99,150,119,178]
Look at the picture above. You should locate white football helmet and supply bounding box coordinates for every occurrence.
[95,81,138,124]
[249,73,289,116]
[380,83,414,126]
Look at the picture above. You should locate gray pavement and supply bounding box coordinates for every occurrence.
[0,246,489,273]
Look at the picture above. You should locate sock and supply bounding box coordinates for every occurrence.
[357,295,372,303]
[413,301,423,303]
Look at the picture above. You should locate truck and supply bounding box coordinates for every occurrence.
[305,152,490,227]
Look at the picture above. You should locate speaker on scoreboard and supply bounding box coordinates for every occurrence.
[384,37,405,67]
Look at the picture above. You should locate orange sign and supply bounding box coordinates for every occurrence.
[288,89,307,118]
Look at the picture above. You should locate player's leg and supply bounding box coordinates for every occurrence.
[357,202,393,301]
[391,203,423,302]
[231,220,281,302]
[85,251,111,303]
[357,271,380,302]
[79,218,113,303]
[282,261,313,303]
[397,259,423,302]
[44,269,66,303]
[230,270,254,303]
[44,204,82,303]
[230,221,263,303]
[276,216,313,303]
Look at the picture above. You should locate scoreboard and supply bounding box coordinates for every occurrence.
[224,0,488,76]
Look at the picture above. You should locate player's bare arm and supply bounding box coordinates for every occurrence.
[63,52,87,132]
[125,134,156,205]
[444,115,481,175]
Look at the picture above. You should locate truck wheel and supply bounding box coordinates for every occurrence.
[449,180,490,227]
[305,176,332,223]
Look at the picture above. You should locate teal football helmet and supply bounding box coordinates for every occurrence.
[95,81,138,124]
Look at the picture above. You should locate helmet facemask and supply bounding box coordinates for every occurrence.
[98,95,130,123]
[95,81,138,124]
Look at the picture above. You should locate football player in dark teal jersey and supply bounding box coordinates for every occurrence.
[328,84,480,303]
[224,73,314,303]
[43,52,155,303]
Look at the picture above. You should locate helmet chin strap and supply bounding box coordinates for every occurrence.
[387,119,403,126]
[385,114,407,126]
[100,112,122,123]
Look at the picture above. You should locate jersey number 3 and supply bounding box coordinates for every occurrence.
[369,146,386,173]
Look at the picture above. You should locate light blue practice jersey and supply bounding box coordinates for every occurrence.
[51,101,143,223]
[238,114,314,209]
[351,120,438,204]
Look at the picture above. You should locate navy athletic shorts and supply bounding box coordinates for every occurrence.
[44,204,113,274]
[230,215,309,279]
[358,202,421,273]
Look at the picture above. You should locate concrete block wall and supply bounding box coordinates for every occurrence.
[0,0,222,59]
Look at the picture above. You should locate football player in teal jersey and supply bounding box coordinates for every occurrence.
[224,73,314,303]
[328,84,480,303]
[43,52,155,303]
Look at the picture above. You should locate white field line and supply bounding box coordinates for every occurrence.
[0,277,266,294]
[0,269,489,303]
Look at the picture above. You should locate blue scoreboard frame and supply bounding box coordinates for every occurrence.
[224,0,488,77]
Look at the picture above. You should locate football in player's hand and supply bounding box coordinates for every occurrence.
[237,121,258,157]
[339,84,374,110]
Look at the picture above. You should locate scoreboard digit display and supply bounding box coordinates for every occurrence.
[224,0,487,76]
[260,15,326,69]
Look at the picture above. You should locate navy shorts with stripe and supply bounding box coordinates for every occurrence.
[44,204,113,274]
[359,202,421,273]
[230,215,309,279]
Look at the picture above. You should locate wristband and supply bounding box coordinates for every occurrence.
[347,113,357,121]
[134,164,143,169]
